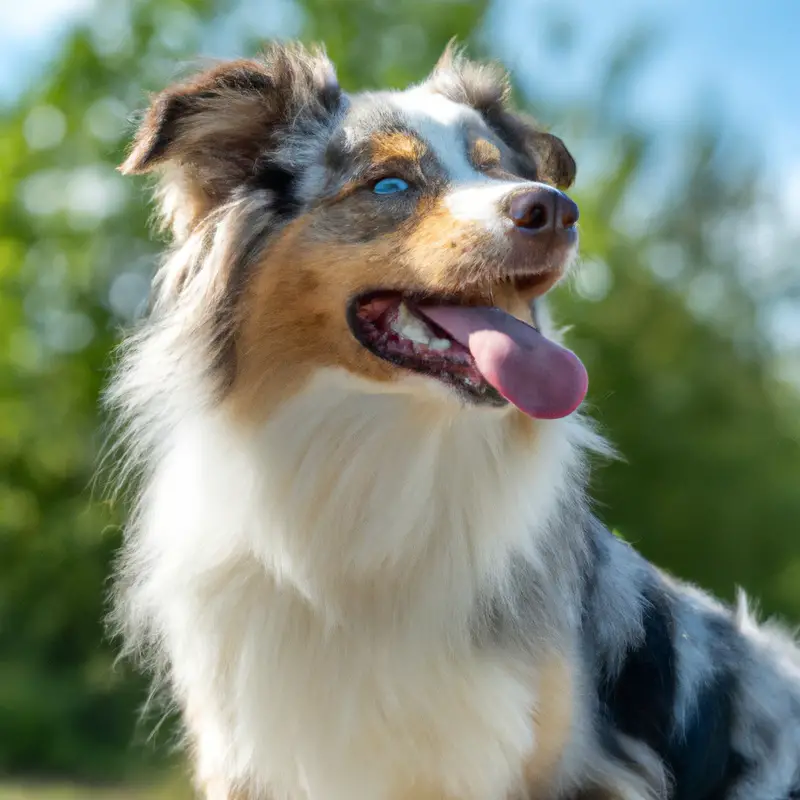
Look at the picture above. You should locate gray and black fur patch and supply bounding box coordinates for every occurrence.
[122,43,341,176]
[425,43,576,188]
[121,42,344,234]
[576,518,800,799]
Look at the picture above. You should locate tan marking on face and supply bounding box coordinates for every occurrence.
[227,187,560,423]
[401,197,506,290]
[523,654,574,795]
[469,138,502,171]
[403,195,567,302]
[228,199,515,422]
[229,215,405,420]
[370,131,428,166]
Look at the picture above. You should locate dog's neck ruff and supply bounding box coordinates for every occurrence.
[118,367,604,799]
[135,369,587,632]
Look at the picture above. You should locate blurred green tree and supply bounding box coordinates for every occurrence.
[0,0,223,778]
[0,0,797,782]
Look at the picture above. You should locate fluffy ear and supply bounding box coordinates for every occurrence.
[427,42,576,189]
[121,42,342,238]
[483,111,576,190]
[427,40,511,117]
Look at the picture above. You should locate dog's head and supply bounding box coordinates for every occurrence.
[122,42,586,421]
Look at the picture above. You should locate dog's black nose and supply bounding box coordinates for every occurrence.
[508,185,579,234]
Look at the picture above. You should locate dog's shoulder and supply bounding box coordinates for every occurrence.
[583,519,800,799]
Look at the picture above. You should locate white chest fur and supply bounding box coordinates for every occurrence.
[120,372,585,799]
[179,567,539,800]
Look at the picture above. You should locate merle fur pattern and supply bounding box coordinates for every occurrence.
[113,42,800,800]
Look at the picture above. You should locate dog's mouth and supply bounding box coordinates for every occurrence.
[348,291,588,419]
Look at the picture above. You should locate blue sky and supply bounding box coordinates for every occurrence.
[490,0,800,204]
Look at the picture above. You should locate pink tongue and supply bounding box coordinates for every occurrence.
[416,306,588,419]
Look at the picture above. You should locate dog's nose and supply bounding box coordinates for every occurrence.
[508,185,579,234]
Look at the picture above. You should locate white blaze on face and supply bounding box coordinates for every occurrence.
[444,180,530,234]
[390,86,530,234]
[391,86,480,182]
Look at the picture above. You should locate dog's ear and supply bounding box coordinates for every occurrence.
[427,42,575,190]
[121,43,341,238]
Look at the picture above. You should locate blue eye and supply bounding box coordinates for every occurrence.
[373,177,409,195]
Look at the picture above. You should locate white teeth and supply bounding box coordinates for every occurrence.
[390,303,435,345]
[388,302,455,351]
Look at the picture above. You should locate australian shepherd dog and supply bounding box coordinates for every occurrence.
[108,42,800,800]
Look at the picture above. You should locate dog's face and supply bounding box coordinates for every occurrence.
[123,43,586,421]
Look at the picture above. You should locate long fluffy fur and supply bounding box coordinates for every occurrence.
[108,42,800,800]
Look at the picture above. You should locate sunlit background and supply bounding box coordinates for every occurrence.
[1,0,799,796]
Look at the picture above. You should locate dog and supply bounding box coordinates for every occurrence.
[108,42,800,800]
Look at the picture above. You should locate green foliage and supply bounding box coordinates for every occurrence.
[0,0,227,779]
[561,112,800,615]
[1,0,798,782]
[0,777,192,799]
